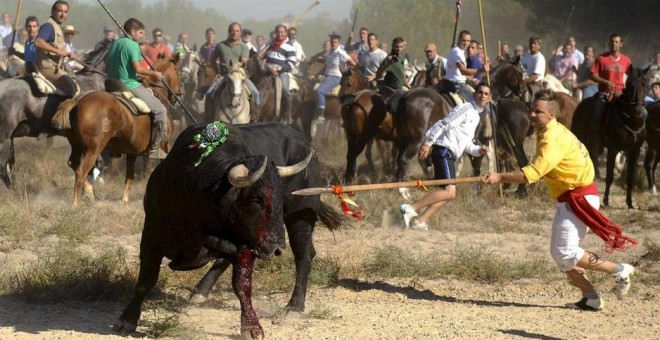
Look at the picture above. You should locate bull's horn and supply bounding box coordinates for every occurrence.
[228,157,268,188]
[277,150,315,178]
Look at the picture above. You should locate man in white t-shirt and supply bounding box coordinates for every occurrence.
[359,32,387,83]
[522,36,546,100]
[441,30,488,101]
[287,26,306,68]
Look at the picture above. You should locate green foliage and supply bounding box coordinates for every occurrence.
[2,245,135,301]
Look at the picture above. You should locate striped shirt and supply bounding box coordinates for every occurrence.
[424,100,483,158]
[265,40,297,73]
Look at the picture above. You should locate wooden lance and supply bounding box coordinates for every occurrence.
[292,177,484,196]
[9,0,24,56]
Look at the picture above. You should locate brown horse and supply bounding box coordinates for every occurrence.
[54,57,181,204]
[572,68,648,208]
[645,102,660,195]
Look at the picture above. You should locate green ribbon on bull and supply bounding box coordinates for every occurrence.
[189,121,229,167]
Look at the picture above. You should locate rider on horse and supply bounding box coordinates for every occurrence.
[439,30,488,102]
[33,0,78,97]
[590,33,632,135]
[521,36,546,102]
[375,37,408,97]
[106,18,169,156]
[259,24,297,118]
[208,22,260,108]
[315,33,355,123]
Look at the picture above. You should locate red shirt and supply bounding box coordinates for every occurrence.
[143,43,172,62]
[591,52,631,93]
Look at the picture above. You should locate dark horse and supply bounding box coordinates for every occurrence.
[53,57,181,204]
[572,68,648,208]
[0,66,106,187]
[645,102,660,195]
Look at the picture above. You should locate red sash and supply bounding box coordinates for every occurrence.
[557,183,637,253]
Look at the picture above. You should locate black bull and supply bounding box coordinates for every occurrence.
[114,122,346,338]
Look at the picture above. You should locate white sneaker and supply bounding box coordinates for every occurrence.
[399,204,417,229]
[613,263,636,299]
[410,220,428,231]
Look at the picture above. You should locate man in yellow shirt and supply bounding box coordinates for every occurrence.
[482,89,637,311]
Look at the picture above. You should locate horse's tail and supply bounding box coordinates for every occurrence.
[52,98,77,130]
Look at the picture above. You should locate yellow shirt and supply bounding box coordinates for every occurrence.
[521,119,594,199]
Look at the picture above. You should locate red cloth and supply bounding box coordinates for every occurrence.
[590,52,632,93]
[557,183,637,253]
[269,39,285,52]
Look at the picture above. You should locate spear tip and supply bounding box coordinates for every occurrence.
[291,187,329,196]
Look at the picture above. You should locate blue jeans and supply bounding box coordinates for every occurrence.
[245,78,260,106]
[582,84,598,99]
[592,92,608,124]
[316,75,341,109]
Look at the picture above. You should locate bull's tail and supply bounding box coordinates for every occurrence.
[317,201,350,231]
[52,99,77,130]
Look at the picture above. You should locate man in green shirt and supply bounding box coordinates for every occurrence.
[208,22,260,107]
[106,18,168,154]
[376,36,408,97]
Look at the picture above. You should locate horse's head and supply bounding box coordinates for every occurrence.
[178,51,201,85]
[227,60,247,102]
[153,55,183,106]
[301,55,325,80]
[340,64,366,95]
[622,67,648,113]
[492,55,526,100]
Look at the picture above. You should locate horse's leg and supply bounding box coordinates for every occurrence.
[365,138,376,175]
[603,147,618,207]
[644,146,657,195]
[625,144,642,209]
[123,154,137,203]
[74,150,100,205]
[513,136,529,197]
[0,137,15,188]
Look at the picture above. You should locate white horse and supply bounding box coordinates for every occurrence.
[176,51,204,129]
[208,62,252,124]
[544,74,571,95]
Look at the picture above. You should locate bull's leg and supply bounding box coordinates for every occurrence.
[123,155,137,203]
[114,241,163,334]
[603,147,618,207]
[232,248,264,340]
[625,145,642,209]
[189,259,231,303]
[644,147,657,195]
[284,216,315,312]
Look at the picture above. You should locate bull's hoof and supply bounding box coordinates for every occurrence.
[240,325,265,340]
[188,293,207,304]
[112,319,137,334]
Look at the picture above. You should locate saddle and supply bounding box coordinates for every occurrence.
[104,79,151,115]
[440,92,467,108]
[23,71,77,97]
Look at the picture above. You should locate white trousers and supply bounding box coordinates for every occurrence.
[550,194,600,272]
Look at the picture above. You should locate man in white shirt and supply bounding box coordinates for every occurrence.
[359,32,387,82]
[315,33,355,121]
[441,30,488,101]
[399,83,491,231]
[0,13,12,39]
[522,36,546,100]
[287,26,305,68]
[241,28,256,53]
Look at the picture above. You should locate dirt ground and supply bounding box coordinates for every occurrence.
[0,138,658,339]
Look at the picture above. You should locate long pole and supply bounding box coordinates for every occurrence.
[96,0,197,124]
[477,0,502,197]
[9,0,23,56]
[345,7,359,48]
[450,0,462,48]
[292,177,483,196]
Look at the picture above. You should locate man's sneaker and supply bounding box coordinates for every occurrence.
[399,204,418,229]
[565,297,604,311]
[410,220,429,231]
[613,263,636,299]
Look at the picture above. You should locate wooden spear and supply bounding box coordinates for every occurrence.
[9,0,24,56]
[292,177,483,195]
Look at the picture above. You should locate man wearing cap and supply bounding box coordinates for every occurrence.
[241,28,256,54]
[424,43,446,88]
[440,30,488,102]
[34,0,78,97]
[62,24,82,72]
[358,32,387,83]
[144,28,171,63]
[93,26,115,52]
[315,33,355,122]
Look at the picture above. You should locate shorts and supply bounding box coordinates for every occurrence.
[550,194,600,272]
[430,145,456,189]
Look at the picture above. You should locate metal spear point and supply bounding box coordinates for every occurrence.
[292,177,484,196]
